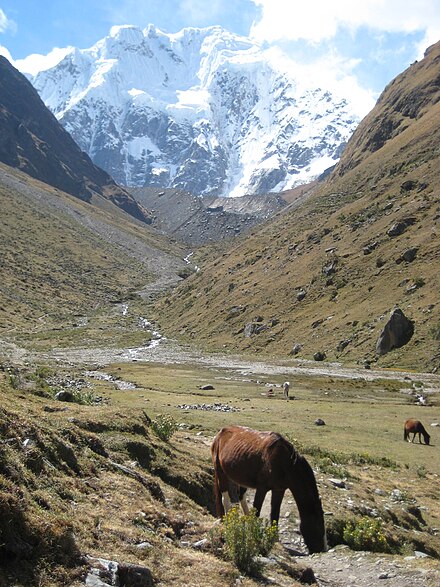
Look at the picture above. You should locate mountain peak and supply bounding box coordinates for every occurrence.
[30,25,364,197]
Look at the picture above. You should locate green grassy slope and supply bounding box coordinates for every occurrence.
[0,163,185,339]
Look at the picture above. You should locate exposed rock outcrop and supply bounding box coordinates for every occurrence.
[376,309,414,355]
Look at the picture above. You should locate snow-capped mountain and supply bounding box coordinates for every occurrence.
[31,25,362,197]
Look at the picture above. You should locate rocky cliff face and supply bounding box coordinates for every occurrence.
[30,25,364,197]
[0,56,150,223]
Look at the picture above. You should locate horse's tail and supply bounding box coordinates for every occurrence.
[211,436,225,518]
[403,425,408,441]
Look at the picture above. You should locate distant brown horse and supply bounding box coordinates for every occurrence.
[211,425,327,553]
[404,419,430,445]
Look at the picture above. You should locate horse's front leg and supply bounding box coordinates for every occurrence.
[270,489,285,524]
[253,487,268,517]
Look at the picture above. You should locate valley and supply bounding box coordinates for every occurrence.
[0,23,440,587]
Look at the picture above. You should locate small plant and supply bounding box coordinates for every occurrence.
[222,506,278,574]
[151,414,178,441]
[343,517,391,553]
[416,465,428,479]
[429,322,440,341]
[413,277,425,288]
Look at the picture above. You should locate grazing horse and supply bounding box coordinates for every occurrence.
[211,425,327,553]
[404,419,430,445]
[283,381,290,399]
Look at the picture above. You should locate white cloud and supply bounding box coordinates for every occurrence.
[250,0,440,44]
[15,47,72,76]
[0,8,16,34]
[265,46,376,118]
[0,44,13,61]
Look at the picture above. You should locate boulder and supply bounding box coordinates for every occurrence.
[387,217,416,237]
[376,309,414,355]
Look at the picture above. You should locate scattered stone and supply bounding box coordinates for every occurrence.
[192,538,209,550]
[387,217,416,237]
[118,562,153,587]
[297,289,307,301]
[363,241,378,255]
[336,339,351,352]
[289,343,303,355]
[402,247,418,262]
[313,351,326,361]
[135,541,152,549]
[375,308,414,355]
[329,478,346,488]
[200,384,214,390]
[414,550,430,558]
[55,390,74,402]
[177,403,239,413]
[315,418,326,426]
[322,260,338,276]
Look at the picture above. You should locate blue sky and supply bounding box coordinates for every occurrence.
[1,0,440,112]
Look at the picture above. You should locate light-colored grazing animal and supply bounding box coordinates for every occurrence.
[283,381,290,399]
[404,419,430,445]
[211,425,327,553]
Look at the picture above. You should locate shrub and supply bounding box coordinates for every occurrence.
[342,517,391,553]
[151,414,178,441]
[222,506,278,574]
[430,322,440,341]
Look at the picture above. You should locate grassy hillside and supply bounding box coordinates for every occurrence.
[0,163,185,345]
[1,361,439,586]
[155,41,440,372]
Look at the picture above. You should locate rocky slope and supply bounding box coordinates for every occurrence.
[30,25,366,197]
[154,41,440,371]
[129,186,287,245]
[0,56,150,223]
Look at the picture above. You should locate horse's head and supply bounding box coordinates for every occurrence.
[299,500,327,553]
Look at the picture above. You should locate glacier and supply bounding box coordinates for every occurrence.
[31,24,367,197]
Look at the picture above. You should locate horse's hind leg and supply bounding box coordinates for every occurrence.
[239,487,250,515]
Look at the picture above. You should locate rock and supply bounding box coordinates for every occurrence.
[329,478,346,488]
[315,418,326,426]
[363,241,377,255]
[297,289,307,301]
[376,308,414,355]
[200,384,214,390]
[387,217,416,237]
[289,343,303,355]
[322,260,338,276]
[118,563,153,587]
[55,390,75,402]
[313,351,326,361]
[402,247,418,262]
[336,339,351,352]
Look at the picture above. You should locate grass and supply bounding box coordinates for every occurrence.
[1,353,440,586]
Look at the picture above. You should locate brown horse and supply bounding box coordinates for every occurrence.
[404,419,430,445]
[211,425,327,553]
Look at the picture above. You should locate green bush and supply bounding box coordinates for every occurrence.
[151,414,178,441]
[222,506,278,574]
[342,517,391,553]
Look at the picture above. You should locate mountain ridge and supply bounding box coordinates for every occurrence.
[0,56,150,223]
[30,24,367,197]
[154,40,440,371]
